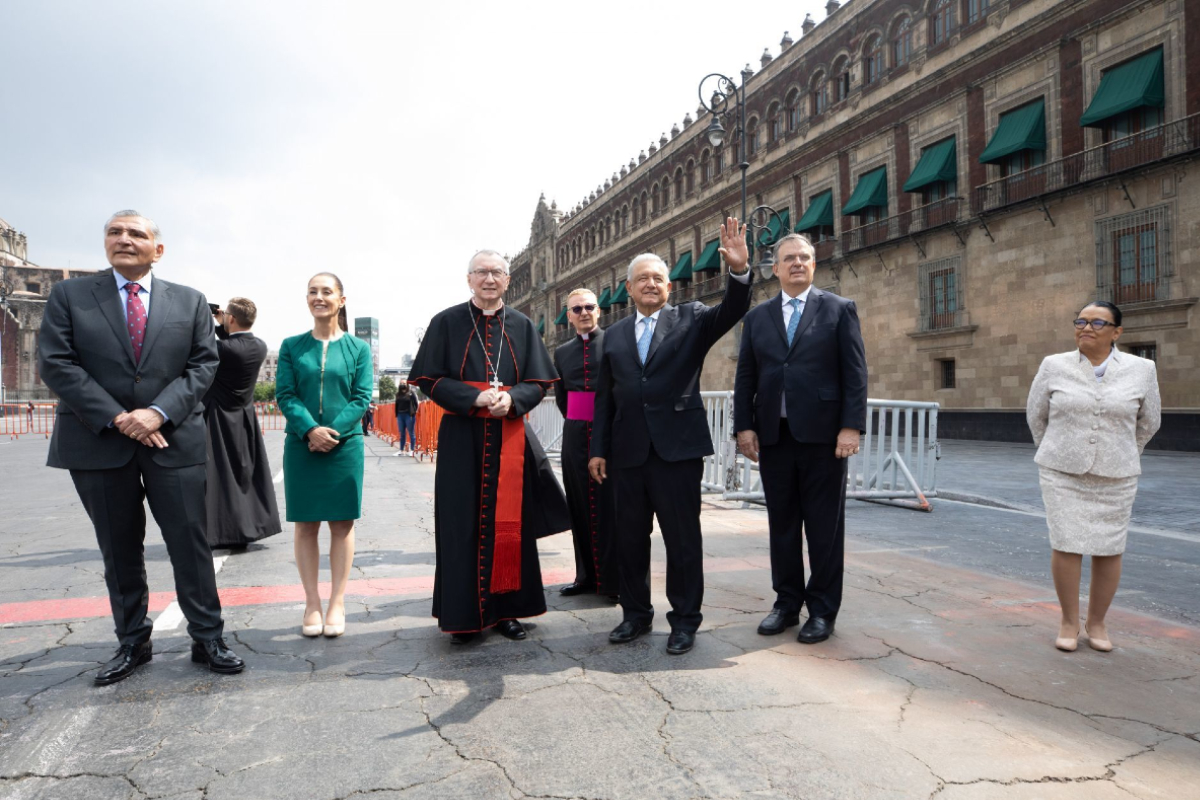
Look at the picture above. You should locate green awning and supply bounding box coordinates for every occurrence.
[1080,48,1164,128]
[669,252,694,282]
[795,191,834,232]
[693,238,722,272]
[979,100,1046,164]
[597,286,613,309]
[756,210,791,247]
[554,305,567,325]
[610,283,629,304]
[537,318,545,334]
[904,136,957,192]
[841,167,888,215]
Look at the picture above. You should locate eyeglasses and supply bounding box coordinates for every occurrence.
[1074,318,1117,331]
[569,304,597,314]
[471,269,508,280]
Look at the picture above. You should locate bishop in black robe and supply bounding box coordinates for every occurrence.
[554,327,619,597]
[203,325,282,548]
[409,298,570,638]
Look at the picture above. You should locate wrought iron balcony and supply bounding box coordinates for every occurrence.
[841,197,967,253]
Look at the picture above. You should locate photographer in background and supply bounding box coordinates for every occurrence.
[203,298,282,549]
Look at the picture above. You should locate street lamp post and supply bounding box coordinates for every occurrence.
[698,72,788,280]
[0,279,11,405]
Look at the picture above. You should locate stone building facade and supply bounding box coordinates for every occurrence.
[507,0,1199,450]
[1,217,97,402]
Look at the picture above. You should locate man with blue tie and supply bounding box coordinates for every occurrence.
[589,217,752,655]
[734,233,868,644]
[39,211,244,684]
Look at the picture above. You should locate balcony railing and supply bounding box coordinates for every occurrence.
[841,197,967,253]
[976,113,1200,214]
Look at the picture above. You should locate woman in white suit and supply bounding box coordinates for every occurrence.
[1027,301,1160,653]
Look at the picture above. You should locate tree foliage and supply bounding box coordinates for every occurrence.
[378,375,397,402]
[254,381,276,403]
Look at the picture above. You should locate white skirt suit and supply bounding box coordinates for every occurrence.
[1026,349,1161,555]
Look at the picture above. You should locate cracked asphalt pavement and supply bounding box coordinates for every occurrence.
[1,432,1198,799]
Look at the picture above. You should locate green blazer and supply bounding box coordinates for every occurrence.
[276,332,374,441]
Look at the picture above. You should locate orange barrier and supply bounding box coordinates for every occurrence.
[375,404,398,445]
[413,401,444,461]
[255,403,286,431]
[0,403,56,439]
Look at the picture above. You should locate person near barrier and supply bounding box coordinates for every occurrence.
[202,297,282,550]
[361,402,376,435]
[589,218,753,656]
[394,383,418,454]
[408,249,570,644]
[734,233,867,645]
[276,273,373,639]
[38,209,244,684]
[1026,301,1161,653]
[553,288,618,601]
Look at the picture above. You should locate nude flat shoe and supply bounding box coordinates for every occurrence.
[1084,624,1113,652]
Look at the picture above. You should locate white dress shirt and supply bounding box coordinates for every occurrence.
[779,286,812,417]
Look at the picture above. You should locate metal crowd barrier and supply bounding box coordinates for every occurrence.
[528,397,565,455]
[0,403,57,439]
[724,398,939,511]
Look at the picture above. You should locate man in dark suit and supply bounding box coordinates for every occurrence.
[38,210,244,685]
[204,297,281,549]
[734,233,867,644]
[590,217,752,655]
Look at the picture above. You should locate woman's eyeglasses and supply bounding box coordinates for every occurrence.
[570,304,597,314]
[1074,318,1117,331]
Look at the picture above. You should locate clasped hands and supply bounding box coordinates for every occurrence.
[114,408,168,449]
[307,426,340,453]
[736,427,862,463]
[473,387,514,417]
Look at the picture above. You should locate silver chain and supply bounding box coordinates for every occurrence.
[468,302,506,388]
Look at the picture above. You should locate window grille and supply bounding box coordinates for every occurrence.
[1095,205,1172,305]
[918,256,964,331]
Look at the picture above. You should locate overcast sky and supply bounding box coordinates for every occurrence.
[3,0,830,364]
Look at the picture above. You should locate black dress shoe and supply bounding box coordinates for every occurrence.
[94,641,153,686]
[450,632,478,645]
[606,594,620,605]
[797,615,835,644]
[666,630,695,655]
[608,620,652,644]
[559,582,595,596]
[190,638,245,674]
[496,619,527,640]
[757,609,801,636]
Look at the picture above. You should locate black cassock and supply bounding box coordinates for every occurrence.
[553,330,618,595]
[410,302,570,633]
[202,329,282,547]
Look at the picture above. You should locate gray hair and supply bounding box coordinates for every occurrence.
[468,249,510,274]
[626,252,668,282]
[104,210,162,244]
[773,232,814,259]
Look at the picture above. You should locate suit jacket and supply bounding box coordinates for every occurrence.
[203,328,267,410]
[592,272,752,468]
[39,268,219,470]
[734,287,868,446]
[1026,349,1161,478]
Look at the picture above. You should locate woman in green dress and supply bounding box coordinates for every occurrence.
[276,273,373,638]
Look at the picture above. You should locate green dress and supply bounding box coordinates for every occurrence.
[276,332,374,522]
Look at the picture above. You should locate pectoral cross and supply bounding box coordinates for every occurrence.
[490,376,503,390]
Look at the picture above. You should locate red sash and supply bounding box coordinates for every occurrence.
[460,382,525,593]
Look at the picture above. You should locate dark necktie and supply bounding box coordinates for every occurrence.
[125,283,147,363]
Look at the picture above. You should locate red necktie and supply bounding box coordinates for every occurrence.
[125,282,147,363]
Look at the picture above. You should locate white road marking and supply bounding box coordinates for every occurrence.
[152,554,229,634]
[847,545,951,555]
[273,468,284,484]
[936,498,1200,545]
[33,705,98,774]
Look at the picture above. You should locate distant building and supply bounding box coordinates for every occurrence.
[258,350,279,384]
[353,316,381,395]
[1,216,97,402]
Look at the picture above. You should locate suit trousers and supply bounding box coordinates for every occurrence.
[613,449,704,632]
[70,445,224,646]
[759,421,847,619]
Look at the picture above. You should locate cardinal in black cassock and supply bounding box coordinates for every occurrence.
[553,308,619,598]
[203,312,282,548]
[409,258,570,642]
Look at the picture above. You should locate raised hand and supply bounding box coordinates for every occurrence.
[717,216,749,274]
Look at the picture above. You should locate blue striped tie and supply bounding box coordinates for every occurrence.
[638,318,654,364]
[786,298,802,345]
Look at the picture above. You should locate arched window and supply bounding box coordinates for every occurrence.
[640,192,649,223]
[768,102,783,142]
[863,34,883,85]
[930,0,955,47]
[833,57,851,103]
[621,205,629,233]
[966,0,989,24]
[786,89,801,131]
[632,197,640,226]
[674,168,684,203]
[685,159,695,194]
[810,72,828,116]
[700,149,711,183]
[746,116,760,155]
[714,147,724,174]
[651,183,661,214]
[891,16,913,67]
